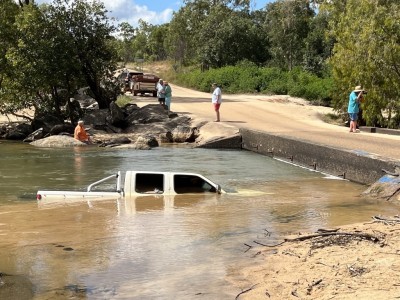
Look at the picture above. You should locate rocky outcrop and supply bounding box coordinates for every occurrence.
[22,103,202,148]
[3,102,230,149]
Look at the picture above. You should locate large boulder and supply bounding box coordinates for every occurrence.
[83,109,108,129]
[362,172,400,201]
[107,102,126,128]
[126,104,169,125]
[132,135,158,149]
[30,135,86,147]
[123,103,140,115]
[31,113,63,134]
[49,123,74,135]
[4,123,33,140]
[172,125,198,143]
[99,136,132,147]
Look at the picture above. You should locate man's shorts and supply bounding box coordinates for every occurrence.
[213,103,221,111]
[349,113,358,121]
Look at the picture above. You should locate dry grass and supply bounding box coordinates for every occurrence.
[319,112,345,126]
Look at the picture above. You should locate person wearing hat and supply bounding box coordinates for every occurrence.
[163,81,172,111]
[348,85,365,133]
[74,120,92,144]
[211,83,222,122]
[157,79,165,105]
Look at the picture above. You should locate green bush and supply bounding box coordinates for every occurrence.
[175,64,333,105]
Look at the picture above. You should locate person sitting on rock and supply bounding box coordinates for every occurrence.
[74,120,91,144]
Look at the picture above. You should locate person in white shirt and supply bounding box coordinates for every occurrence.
[211,83,222,122]
[156,79,165,105]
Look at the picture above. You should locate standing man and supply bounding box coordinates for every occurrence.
[348,85,364,133]
[157,79,165,106]
[211,83,222,122]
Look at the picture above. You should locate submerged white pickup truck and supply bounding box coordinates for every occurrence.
[36,171,224,204]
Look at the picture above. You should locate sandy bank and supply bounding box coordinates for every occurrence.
[227,218,400,300]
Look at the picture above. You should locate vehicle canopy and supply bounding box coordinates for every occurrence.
[132,73,159,83]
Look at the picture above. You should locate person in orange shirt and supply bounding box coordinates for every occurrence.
[74,120,91,144]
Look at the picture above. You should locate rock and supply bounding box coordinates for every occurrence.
[362,174,400,201]
[30,135,86,147]
[110,136,131,144]
[172,125,197,143]
[23,128,44,142]
[49,123,74,135]
[107,102,126,128]
[124,103,140,115]
[4,123,33,140]
[194,120,239,144]
[99,136,132,147]
[31,113,63,134]
[163,115,191,131]
[134,135,159,149]
[1,100,227,148]
[158,132,173,143]
[5,130,27,140]
[83,109,108,129]
[126,104,169,125]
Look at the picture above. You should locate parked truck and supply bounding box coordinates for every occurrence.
[131,73,159,97]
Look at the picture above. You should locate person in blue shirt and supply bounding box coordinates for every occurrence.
[164,81,172,111]
[348,85,365,133]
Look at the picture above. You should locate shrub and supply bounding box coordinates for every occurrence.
[173,62,333,105]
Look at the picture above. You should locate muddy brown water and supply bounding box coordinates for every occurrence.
[0,141,398,299]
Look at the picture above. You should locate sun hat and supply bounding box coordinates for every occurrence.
[354,85,363,92]
[78,120,84,125]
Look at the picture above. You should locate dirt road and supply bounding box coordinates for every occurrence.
[135,84,400,161]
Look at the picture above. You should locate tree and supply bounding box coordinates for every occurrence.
[196,6,269,68]
[166,1,269,68]
[147,23,169,61]
[322,0,400,127]
[116,22,136,65]
[0,0,19,91]
[263,0,314,70]
[49,0,119,109]
[165,2,209,66]
[1,0,119,121]
[302,11,333,76]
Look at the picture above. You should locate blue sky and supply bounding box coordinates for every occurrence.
[33,0,274,27]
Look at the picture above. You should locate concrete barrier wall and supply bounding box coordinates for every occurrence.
[240,128,398,185]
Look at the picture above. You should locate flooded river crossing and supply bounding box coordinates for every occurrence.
[0,142,398,299]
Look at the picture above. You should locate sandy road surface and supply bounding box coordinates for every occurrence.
[134,84,400,161]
